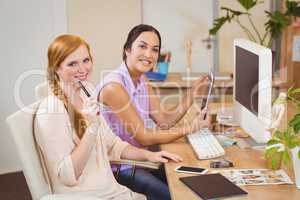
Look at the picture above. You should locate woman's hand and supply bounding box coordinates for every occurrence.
[190,75,210,99]
[188,109,211,134]
[146,150,183,163]
[81,97,100,125]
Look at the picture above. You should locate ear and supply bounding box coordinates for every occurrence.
[55,67,62,78]
[125,48,131,57]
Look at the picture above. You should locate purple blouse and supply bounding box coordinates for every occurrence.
[95,62,152,148]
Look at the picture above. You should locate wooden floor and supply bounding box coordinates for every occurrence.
[0,171,32,200]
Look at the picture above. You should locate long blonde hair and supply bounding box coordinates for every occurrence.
[47,34,93,139]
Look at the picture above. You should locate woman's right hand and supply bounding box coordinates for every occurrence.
[146,150,183,163]
[190,75,210,99]
[188,109,211,134]
[81,97,100,125]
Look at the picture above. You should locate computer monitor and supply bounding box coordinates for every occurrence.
[233,39,272,143]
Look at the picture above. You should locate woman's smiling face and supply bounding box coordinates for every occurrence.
[56,44,92,87]
[125,31,160,73]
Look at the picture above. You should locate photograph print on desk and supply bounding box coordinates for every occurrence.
[214,169,293,186]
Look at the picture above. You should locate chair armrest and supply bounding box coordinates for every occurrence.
[110,159,160,170]
[41,194,102,200]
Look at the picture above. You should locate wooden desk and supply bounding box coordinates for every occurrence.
[150,73,233,104]
[160,103,300,200]
[150,72,285,89]
[150,72,233,89]
[149,73,285,104]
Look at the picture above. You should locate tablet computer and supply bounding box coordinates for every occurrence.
[201,70,215,110]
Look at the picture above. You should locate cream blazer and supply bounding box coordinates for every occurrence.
[34,95,145,200]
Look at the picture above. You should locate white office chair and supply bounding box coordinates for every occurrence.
[35,82,52,100]
[6,102,104,200]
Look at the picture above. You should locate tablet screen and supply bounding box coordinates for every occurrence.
[201,70,214,110]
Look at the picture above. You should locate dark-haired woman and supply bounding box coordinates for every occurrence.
[96,24,211,200]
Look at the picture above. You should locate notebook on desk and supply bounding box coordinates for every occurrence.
[179,173,247,200]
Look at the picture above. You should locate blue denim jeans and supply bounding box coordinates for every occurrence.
[117,166,171,200]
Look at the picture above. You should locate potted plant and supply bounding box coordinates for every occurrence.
[265,87,300,189]
[209,0,300,48]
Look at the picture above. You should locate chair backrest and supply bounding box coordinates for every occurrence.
[35,82,51,100]
[6,102,50,200]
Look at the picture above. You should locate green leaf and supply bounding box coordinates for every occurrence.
[274,98,286,105]
[289,114,300,133]
[288,86,294,94]
[298,150,300,159]
[222,7,245,17]
[237,0,257,10]
[285,1,300,17]
[289,88,300,95]
[292,135,300,146]
[274,130,284,140]
[294,123,300,134]
[282,150,291,166]
[289,114,300,125]
[288,87,300,107]
[265,146,275,154]
[283,129,289,139]
[209,17,229,35]
[284,128,297,147]
[265,11,290,39]
[290,135,298,148]
[209,7,245,35]
[265,146,279,158]
[267,139,280,146]
[271,151,283,170]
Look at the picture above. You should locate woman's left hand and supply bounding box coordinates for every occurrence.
[146,151,183,163]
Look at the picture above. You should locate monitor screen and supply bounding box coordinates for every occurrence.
[235,46,258,116]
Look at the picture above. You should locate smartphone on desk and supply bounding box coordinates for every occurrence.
[174,166,208,175]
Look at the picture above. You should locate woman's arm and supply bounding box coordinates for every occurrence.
[98,83,209,146]
[35,99,98,185]
[147,81,193,128]
[147,76,209,128]
[121,145,183,163]
[70,125,97,179]
[100,112,182,163]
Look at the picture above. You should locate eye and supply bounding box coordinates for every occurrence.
[67,61,78,67]
[152,48,159,53]
[83,58,90,63]
[139,44,147,49]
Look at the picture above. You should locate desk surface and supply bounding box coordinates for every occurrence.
[150,72,233,89]
[150,72,285,89]
[160,103,300,200]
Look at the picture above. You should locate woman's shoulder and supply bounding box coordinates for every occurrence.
[95,69,126,95]
[34,95,69,133]
[37,95,66,115]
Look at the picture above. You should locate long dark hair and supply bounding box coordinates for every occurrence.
[122,24,161,62]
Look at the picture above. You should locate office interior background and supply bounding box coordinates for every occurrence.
[1,0,299,197]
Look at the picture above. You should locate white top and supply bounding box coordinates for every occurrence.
[34,95,145,200]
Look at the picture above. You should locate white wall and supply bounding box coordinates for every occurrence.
[142,0,215,73]
[67,0,141,83]
[0,0,66,174]
[218,0,271,72]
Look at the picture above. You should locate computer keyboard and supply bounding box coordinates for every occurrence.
[187,128,225,159]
